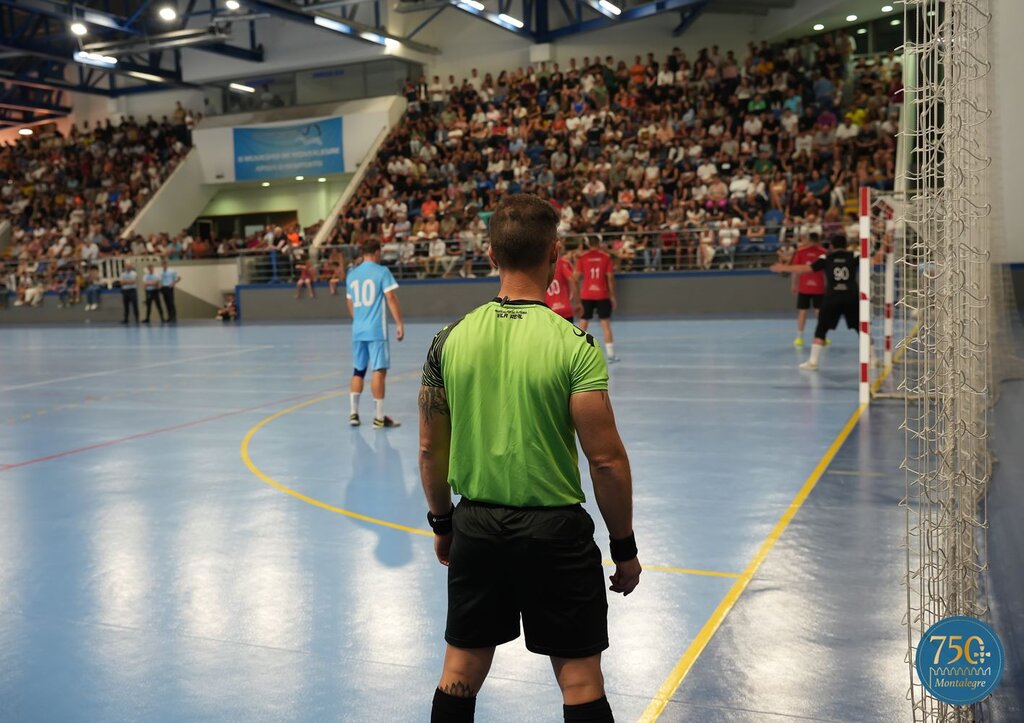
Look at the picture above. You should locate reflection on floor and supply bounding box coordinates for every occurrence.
[0,318,910,721]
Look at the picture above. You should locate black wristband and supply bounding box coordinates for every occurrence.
[427,506,454,535]
[609,532,638,563]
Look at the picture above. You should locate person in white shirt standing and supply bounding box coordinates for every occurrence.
[160,259,181,324]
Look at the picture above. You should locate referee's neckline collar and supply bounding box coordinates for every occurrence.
[492,297,549,308]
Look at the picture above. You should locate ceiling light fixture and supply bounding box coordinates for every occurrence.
[73,50,118,68]
[314,15,354,34]
[497,13,523,28]
[461,0,484,9]
[295,175,305,181]
[881,5,894,12]
[18,128,33,136]
[846,14,858,22]
[229,81,255,93]
[857,27,867,35]
[70,21,88,36]
[226,0,241,9]
[813,23,824,31]
[261,182,270,187]
[597,0,621,16]
[128,70,166,82]
[890,18,901,25]
[159,6,178,21]
[318,177,327,182]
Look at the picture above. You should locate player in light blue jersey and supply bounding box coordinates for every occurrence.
[346,239,405,428]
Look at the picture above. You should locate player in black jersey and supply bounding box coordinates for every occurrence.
[771,234,860,370]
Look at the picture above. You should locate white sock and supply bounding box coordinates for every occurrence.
[350,393,360,415]
[375,398,385,420]
[606,342,615,358]
[809,343,823,364]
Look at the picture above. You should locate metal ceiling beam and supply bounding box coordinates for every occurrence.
[672,0,708,35]
[83,26,232,53]
[537,0,705,40]
[448,1,535,39]
[0,0,263,62]
[241,0,440,53]
[0,68,97,94]
[0,98,70,114]
[0,38,189,90]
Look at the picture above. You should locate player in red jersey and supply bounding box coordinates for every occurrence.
[575,236,619,361]
[546,251,582,323]
[790,232,826,347]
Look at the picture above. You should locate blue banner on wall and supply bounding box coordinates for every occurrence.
[234,116,344,181]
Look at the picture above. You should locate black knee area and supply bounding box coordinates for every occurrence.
[431,688,476,723]
[353,367,367,378]
[564,696,613,722]
[813,320,830,341]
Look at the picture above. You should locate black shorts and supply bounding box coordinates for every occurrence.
[445,500,608,658]
[796,293,823,310]
[815,296,859,337]
[581,299,612,320]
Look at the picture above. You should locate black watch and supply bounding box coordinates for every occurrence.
[427,506,454,535]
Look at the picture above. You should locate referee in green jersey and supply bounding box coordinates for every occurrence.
[419,194,641,723]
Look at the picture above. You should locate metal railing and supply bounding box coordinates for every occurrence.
[235,224,829,285]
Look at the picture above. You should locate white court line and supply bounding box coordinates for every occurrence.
[0,346,275,392]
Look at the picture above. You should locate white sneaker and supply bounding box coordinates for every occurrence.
[607,355,621,364]
[799,360,819,371]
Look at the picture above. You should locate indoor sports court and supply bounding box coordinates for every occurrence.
[1,319,909,721]
[2,0,1023,721]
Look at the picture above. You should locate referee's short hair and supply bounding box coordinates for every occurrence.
[489,194,559,270]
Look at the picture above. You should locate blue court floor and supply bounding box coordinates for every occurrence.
[0,318,910,722]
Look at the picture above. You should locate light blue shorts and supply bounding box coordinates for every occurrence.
[353,340,390,372]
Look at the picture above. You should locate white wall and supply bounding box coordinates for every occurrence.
[200,178,350,227]
[391,9,760,83]
[991,0,1024,262]
[109,89,207,124]
[191,95,403,183]
[174,259,240,306]
[180,19,388,84]
[125,150,218,239]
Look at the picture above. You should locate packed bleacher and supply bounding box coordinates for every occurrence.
[333,30,899,276]
[0,113,191,306]
[2,30,903,306]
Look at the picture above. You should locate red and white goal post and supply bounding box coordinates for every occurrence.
[859,187,907,404]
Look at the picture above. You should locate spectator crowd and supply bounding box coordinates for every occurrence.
[3,30,904,306]
[331,29,899,275]
[1,108,193,306]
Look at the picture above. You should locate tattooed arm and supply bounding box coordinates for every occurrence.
[418,385,453,517]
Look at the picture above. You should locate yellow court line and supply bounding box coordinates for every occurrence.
[240,392,741,578]
[637,404,867,722]
[240,391,433,537]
